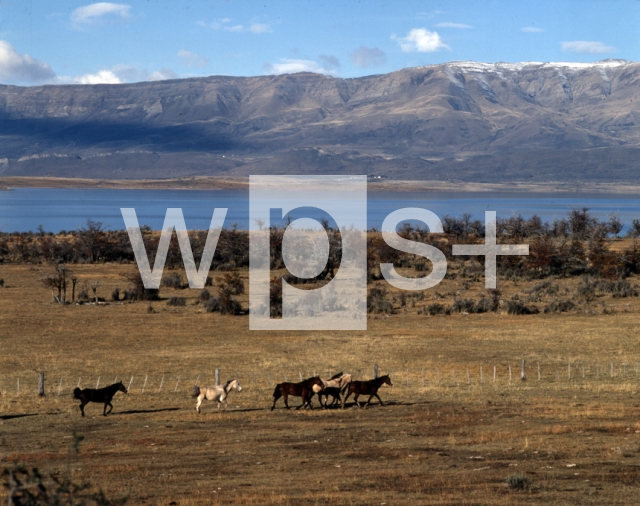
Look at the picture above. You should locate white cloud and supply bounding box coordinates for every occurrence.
[249,23,271,33]
[197,18,271,34]
[177,49,208,68]
[350,46,386,68]
[521,27,544,33]
[435,22,471,29]
[392,28,448,53]
[148,68,179,81]
[561,40,616,54]
[263,58,337,76]
[0,40,55,83]
[318,54,340,70]
[74,70,123,84]
[71,3,131,28]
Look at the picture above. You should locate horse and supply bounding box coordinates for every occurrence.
[341,374,393,409]
[73,381,127,417]
[312,372,352,408]
[271,376,324,411]
[191,379,242,413]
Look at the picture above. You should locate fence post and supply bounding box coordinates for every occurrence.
[77,377,82,388]
[142,375,148,393]
[128,376,134,391]
[582,365,585,379]
[493,366,496,383]
[466,367,470,385]
[521,359,526,381]
[95,376,100,389]
[437,368,440,386]
[568,363,571,380]
[596,364,599,380]
[58,377,63,396]
[537,363,540,381]
[508,365,512,382]
[422,368,425,387]
[373,364,378,379]
[38,372,45,397]
[299,371,303,382]
[215,368,220,387]
[17,378,20,396]
[611,362,614,378]
[158,374,164,393]
[174,375,181,393]
[480,366,483,384]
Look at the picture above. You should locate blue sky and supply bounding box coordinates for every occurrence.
[0,0,638,85]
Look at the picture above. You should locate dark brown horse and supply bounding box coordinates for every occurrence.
[271,376,324,411]
[341,374,393,409]
[73,381,128,417]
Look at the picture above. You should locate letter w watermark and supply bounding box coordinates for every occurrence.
[121,208,227,289]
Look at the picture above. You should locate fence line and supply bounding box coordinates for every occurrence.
[4,361,640,397]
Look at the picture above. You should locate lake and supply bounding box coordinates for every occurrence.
[1,187,639,233]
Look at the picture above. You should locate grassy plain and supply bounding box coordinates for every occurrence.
[2,262,640,504]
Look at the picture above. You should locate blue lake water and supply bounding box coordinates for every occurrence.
[1,187,639,233]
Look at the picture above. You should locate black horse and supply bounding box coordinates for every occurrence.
[73,381,128,417]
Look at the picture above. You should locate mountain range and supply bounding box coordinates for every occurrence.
[1,59,640,183]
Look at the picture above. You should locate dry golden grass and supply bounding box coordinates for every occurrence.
[2,263,640,504]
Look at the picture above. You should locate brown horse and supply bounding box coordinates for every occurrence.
[341,375,393,409]
[271,376,324,411]
[73,381,128,417]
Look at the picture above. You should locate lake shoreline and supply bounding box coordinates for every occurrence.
[2,176,640,195]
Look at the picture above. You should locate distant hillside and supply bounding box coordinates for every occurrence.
[1,59,640,183]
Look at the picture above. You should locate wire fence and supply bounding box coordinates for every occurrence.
[2,361,640,398]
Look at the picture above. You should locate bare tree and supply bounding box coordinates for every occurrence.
[40,264,72,305]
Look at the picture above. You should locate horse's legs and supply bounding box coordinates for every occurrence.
[79,403,85,417]
[363,395,375,408]
[271,388,282,411]
[104,402,113,416]
[196,395,203,414]
[374,393,384,406]
[353,393,361,408]
[222,400,228,412]
[283,393,290,409]
[341,391,352,409]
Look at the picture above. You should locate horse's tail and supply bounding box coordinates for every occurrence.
[73,387,82,399]
[340,382,351,395]
[190,385,201,398]
[272,384,281,399]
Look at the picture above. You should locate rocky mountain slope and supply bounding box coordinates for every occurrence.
[1,59,639,182]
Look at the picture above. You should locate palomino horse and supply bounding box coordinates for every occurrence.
[73,381,128,417]
[271,376,324,411]
[191,379,242,413]
[341,374,393,409]
[313,372,352,408]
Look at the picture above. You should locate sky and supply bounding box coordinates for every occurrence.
[0,0,639,86]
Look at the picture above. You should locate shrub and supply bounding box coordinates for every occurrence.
[218,271,244,295]
[161,272,184,289]
[199,289,211,302]
[506,299,539,315]
[205,295,242,315]
[111,287,120,302]
[543,299,576,313]
[506,473,532,491]
[122,272,159,301]
[425,303,447,315]
[77,283,90,301]
[367,287,394,314]
[167,296,186,307]
[0,278,4,287]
